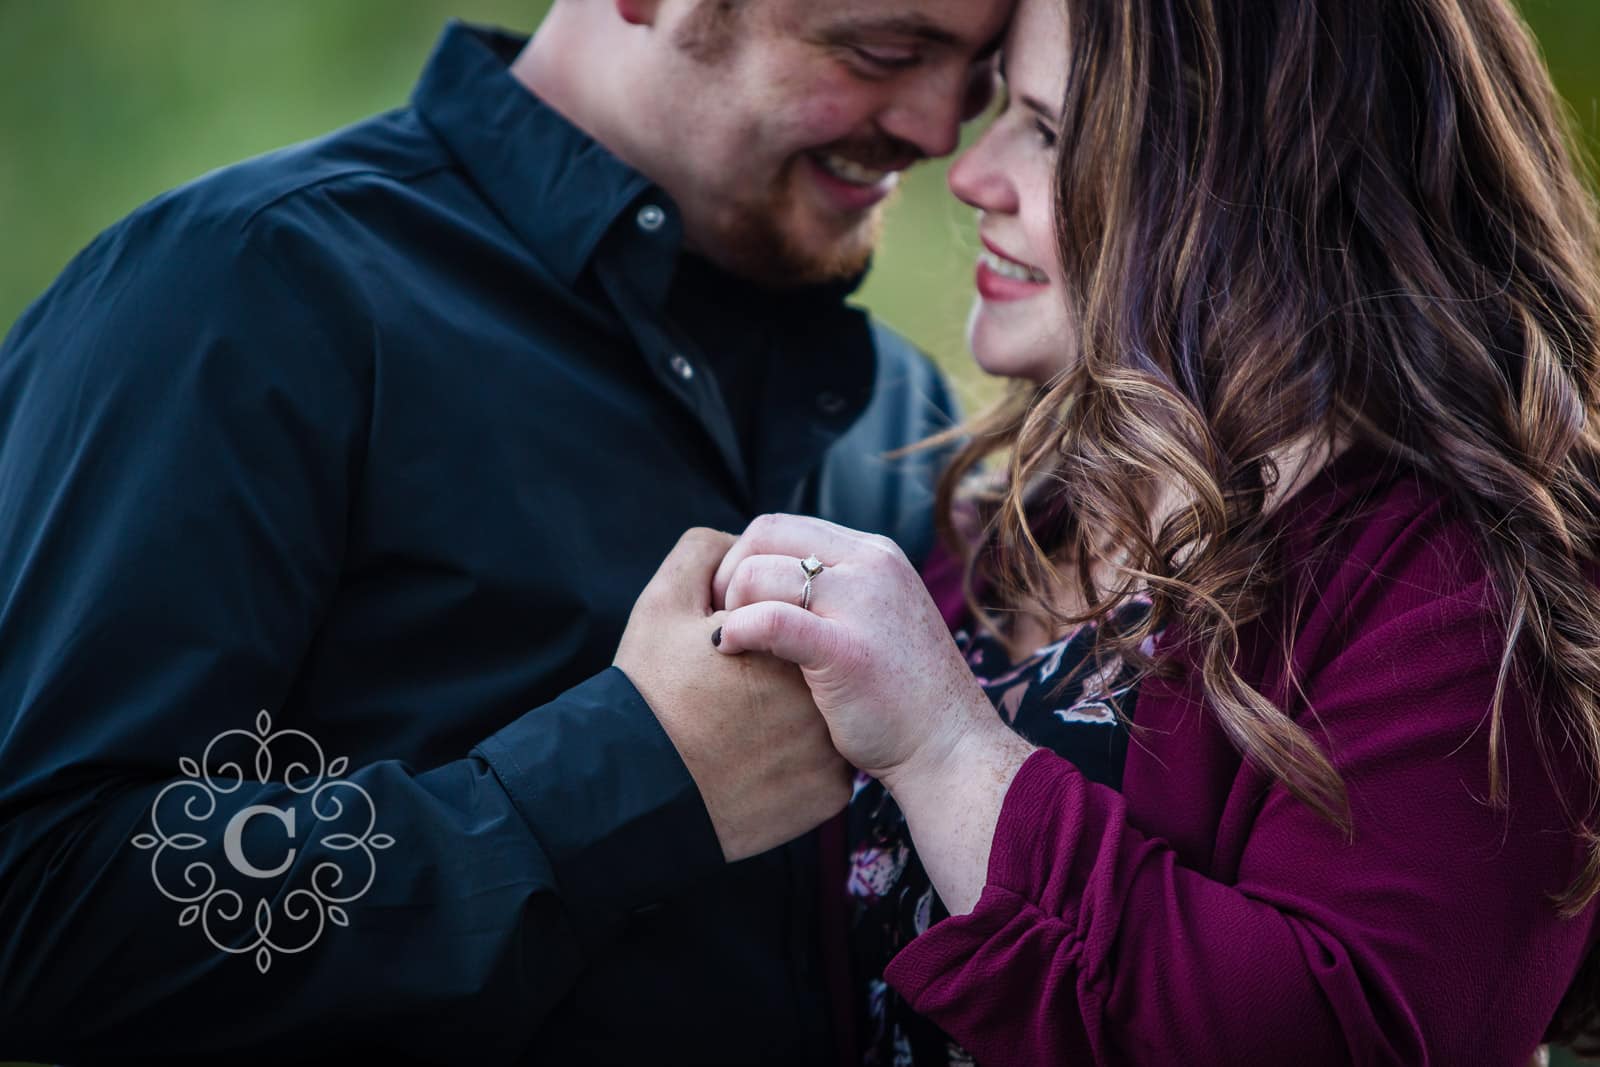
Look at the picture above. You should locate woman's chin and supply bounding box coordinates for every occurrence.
[967,307,1073,387]
[968,341,1061,388]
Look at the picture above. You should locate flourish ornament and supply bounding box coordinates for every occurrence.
[131,709,394,973]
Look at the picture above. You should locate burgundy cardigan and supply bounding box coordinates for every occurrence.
[866,446,1597,1064]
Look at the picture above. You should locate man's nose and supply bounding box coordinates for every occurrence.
[877,68,971,160]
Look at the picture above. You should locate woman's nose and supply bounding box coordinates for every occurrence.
[947,128,1019,214]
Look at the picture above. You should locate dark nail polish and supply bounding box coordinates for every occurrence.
[711,626,722,648]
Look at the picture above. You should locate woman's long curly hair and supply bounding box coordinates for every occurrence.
[934,0,1600,1047]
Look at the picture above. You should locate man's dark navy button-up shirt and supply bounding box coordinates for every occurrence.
[0,22,955,1065]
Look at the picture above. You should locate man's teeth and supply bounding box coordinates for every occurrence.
[818,153,898,187]
[979,249,1049,284]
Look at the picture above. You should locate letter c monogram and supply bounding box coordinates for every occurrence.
[223,804,297,879]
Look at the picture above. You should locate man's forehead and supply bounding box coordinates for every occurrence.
[772,0,1013,55]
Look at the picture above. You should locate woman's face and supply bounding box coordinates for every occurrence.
[948,0,1072,386]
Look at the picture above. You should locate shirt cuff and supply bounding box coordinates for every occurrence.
[474,666,725,948]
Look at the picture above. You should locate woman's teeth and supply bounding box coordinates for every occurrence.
[979,249,1049,284]
[817,153,897,187]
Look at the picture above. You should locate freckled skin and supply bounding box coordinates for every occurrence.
[710,512,1037,915]
[948,0,1075,383]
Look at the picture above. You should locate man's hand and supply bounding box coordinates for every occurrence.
[615,528,852,863]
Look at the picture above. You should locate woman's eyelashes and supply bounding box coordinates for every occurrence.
[994,84,1059,150]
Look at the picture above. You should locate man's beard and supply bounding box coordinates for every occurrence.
[703,183,891,288]
[670,2,901,287]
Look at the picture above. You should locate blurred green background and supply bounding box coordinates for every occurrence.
[7,0,1591,404]
[0,1,1598,1063]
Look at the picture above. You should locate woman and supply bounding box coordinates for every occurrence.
[707,0,1600,1061]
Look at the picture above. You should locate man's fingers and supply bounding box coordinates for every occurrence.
[714,601,837,670]
[650,527,736,613]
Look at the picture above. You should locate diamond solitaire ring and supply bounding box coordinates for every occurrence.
[799,554,825,611]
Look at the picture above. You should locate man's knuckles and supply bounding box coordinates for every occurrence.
[678,526,736,552]
[645,527,734,596]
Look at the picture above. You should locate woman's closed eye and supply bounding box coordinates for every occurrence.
[993,76,1061,150]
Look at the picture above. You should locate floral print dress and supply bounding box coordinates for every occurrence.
[846,601,1154,1066]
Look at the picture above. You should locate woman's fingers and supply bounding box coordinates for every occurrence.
[723,553,842,614]
[712,513,901,609]
[714,600,839,669]
[712,514,845,608]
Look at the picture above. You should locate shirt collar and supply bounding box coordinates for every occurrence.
[411,22,882,308]
[410,21,657,287]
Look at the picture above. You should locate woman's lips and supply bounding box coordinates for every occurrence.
[975,238,1050,301]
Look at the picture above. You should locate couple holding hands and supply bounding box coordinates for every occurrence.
[2,0,1598,1063]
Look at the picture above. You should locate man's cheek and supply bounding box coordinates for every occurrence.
[785,90,867,149]
[962,60,1001,123]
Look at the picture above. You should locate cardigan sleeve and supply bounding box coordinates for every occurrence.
[886,498,1597,1064]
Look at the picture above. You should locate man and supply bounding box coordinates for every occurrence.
[0,0,1009,1063]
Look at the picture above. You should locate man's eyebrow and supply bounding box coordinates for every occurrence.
[818,15,969,50]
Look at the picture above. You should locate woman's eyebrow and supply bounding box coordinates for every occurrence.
[1019,93,1058,121]
[999,55,1061,121]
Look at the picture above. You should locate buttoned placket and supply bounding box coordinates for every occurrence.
[590,198,754,504]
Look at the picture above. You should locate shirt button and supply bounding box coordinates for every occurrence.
[669,354,695,380]
[816,391,848,415]
[636,204,667,233]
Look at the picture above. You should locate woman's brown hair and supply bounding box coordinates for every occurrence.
[935,0,1600,1047]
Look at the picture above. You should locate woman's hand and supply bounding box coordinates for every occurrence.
[711,514,1001,791]
[714,514,1039,914]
